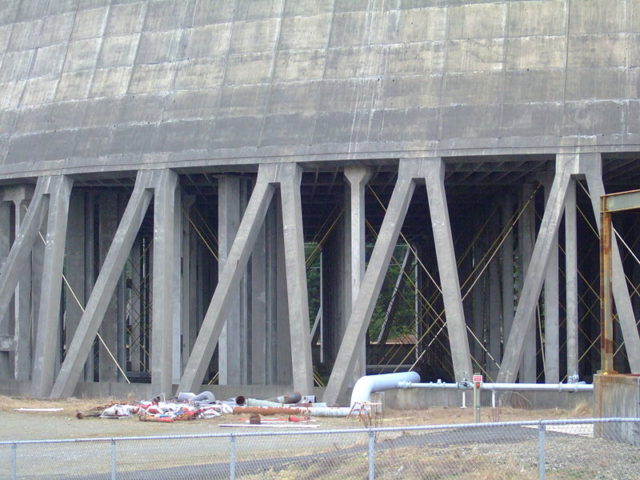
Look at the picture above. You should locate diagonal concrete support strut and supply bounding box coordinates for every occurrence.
[0,178,49,330]
[497,155,575,383]
[423,158,474,383]
[324,158,472,405]
[323,160,416,405]
[178,163,315,393]
[581,155,640,372]
[498,152,640,383]
[542,175,560,384]
[178,163,316,393]
[50,171,155,398]
[178,166,277,393]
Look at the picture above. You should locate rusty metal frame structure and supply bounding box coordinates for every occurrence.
[600,189,640,374]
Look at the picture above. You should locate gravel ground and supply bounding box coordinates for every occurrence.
[3,396,632,479]
[4,423,636,479]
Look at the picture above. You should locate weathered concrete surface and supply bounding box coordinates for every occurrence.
[369,388,592,410]
[594,374,640,445]
[1,0,639,180]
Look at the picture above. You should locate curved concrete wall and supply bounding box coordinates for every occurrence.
[0,0,639,179]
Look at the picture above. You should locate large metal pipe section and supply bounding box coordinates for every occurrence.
[350,372,421,407]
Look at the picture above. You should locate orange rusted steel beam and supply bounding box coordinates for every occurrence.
[599,200,614,374]
[599,189,640,374]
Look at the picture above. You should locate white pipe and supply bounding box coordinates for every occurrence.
[350,372,421,407]
[308,407,353,417]
[399,381,465,390]
[481,383,593,392]
[401,382,593,393]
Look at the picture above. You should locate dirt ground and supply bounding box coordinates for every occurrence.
[0,395,593,442]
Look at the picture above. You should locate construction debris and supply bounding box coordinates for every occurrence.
[73,388,373,425]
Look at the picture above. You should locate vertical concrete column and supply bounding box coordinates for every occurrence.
[279,164,314,394]
[488,213,502,380]
[127,237,143,374]
[83,193,96,381]
[185,202,201,368]
[151,169,179,397]
[565,179,578,379]
[32,176,74,397]
[457,221,475,369]
[542,176,560,384]
[171,189,182,384]
[98,193,120,382]
[180,195,196,376]
[218,176,250,385]
[423,158,473,382]
[413,246,420,366]
[501,194,515,345]
[31,219,44,368]
[250,200,268,384]
[274,198,292,385]
[344,166,372,382]
[471,268,485,365]
[519,183,537,383]
[321,214,346,367]
[64,192,87,376]
[0,200,10,265]
[115,195,128,383]
[248,190,290,385]
[471,216,486,364]
[0,200,11,378]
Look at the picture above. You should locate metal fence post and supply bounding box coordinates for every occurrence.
[538,421,546,480]
[111,439,117,480]
[230,433,237,480]
[11,443,16,480]
[368,430,375,480]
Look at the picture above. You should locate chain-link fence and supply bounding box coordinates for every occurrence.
[1,418,639,479]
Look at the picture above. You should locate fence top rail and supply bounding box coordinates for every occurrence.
[1,417,638,446]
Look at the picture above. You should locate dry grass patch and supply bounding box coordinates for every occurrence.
[381,405,592,427]
[0,394,123,416]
